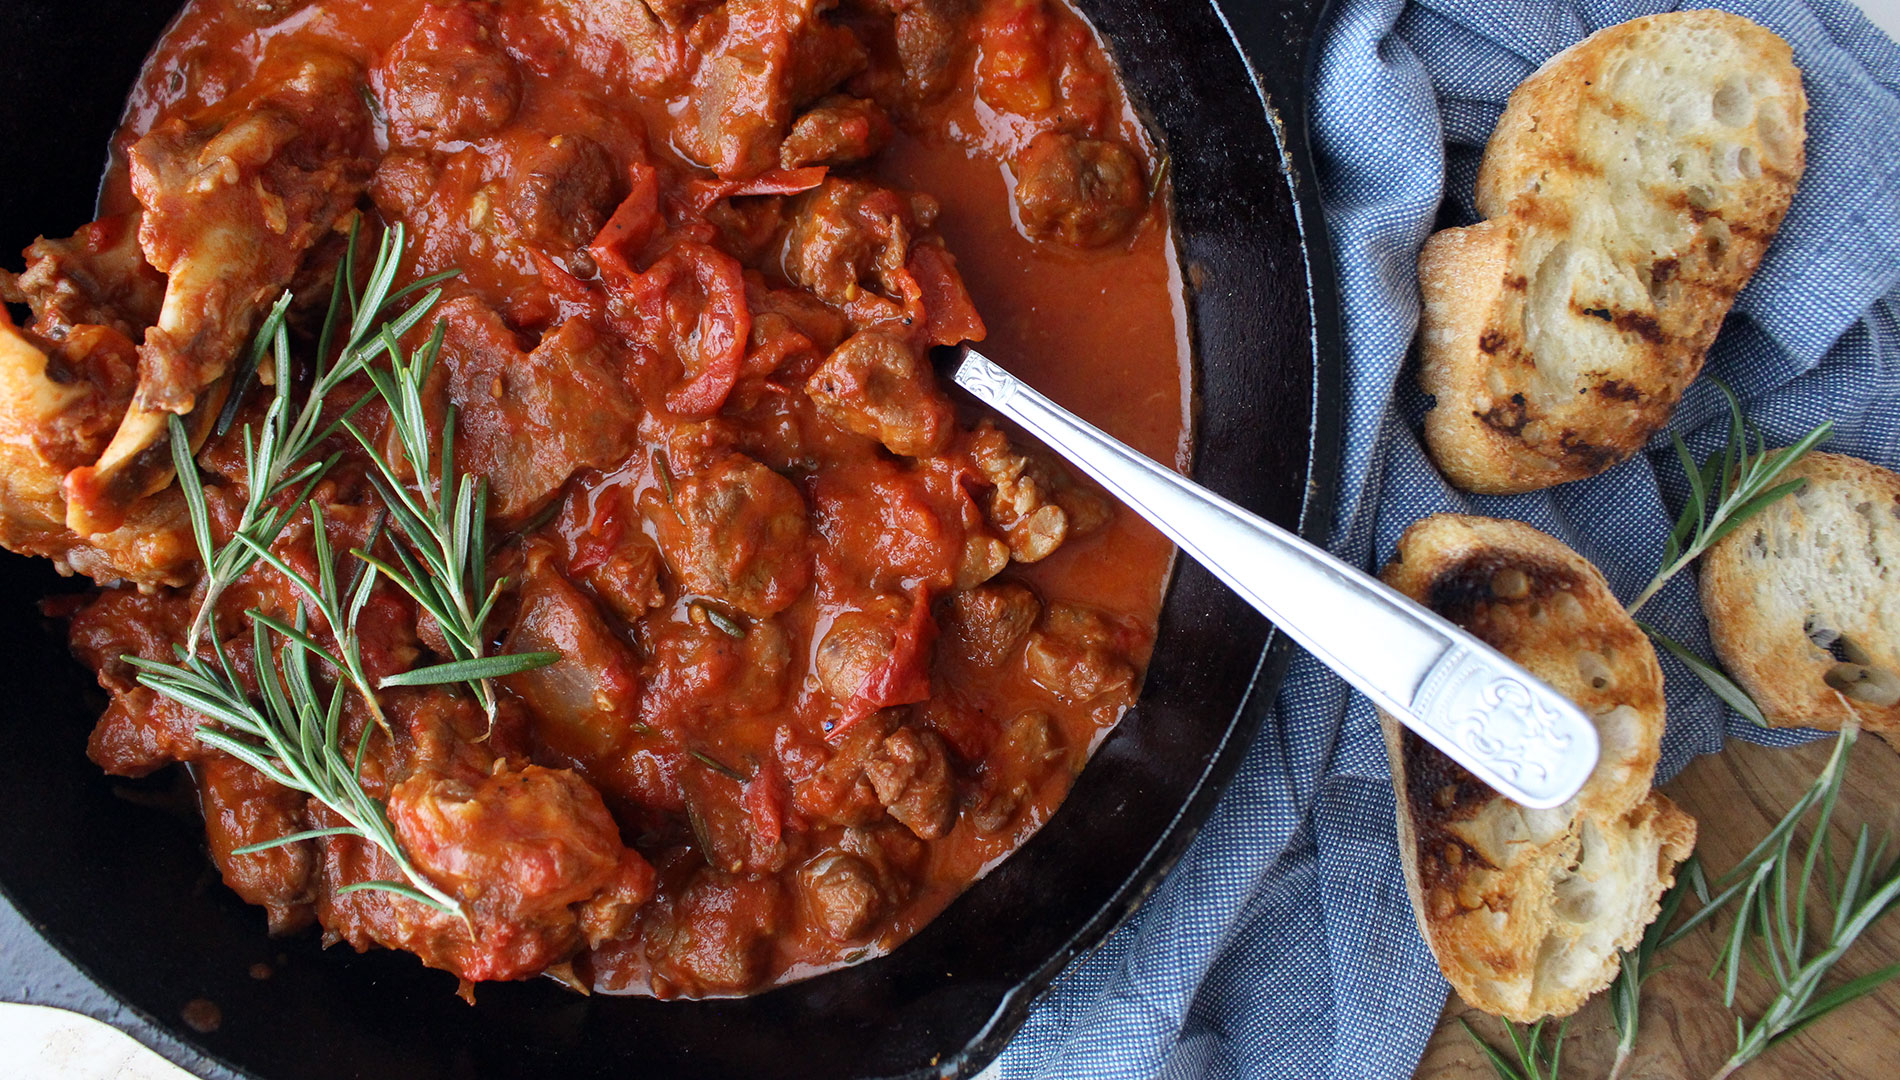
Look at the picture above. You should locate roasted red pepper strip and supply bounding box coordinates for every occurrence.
[682,165,828,214]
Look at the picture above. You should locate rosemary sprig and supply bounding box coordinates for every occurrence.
[1626,381,1831,615]
[127,611,461,915]
[1690,711,1900,1079]
[132,224,562,919]
[1608,855,1707,1080]
[1460,1016,1567,1080]
[1602,703,1900,1079]
[341,317,556,731]
[183,221,456,652]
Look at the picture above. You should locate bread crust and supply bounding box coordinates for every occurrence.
[1418,10,1807,494]
[1380,514,1695,1020]
[1700,452,1900,735]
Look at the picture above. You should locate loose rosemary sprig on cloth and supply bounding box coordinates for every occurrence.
[1625,381,1831,616]
[340,320,556,731]
[1461,1016,1568,1080]
[182,221,456,652]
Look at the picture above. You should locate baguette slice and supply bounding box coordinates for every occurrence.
[1419,10,1807,493]
[1701,452,1900,736]
[1380,515,1696,1021]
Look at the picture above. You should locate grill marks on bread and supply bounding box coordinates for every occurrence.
[1380,515,1694,1021]
[1417,11,1807,493]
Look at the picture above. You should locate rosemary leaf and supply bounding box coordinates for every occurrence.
[1637,620,1768,726]
[690,749,749,783]
[379,651,560,688]
[1460,1016,1565,1080]
[693,602,746,639]
[231,825,363,856]
[168,414,215,573]
[653,448,683,523]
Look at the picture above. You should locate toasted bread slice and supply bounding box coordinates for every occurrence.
[1380,515,1696,1020]
[1701,452,1900,736]
[1418,11,1807,493]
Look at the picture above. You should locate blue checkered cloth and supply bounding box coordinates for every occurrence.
[990,0,1900,1076]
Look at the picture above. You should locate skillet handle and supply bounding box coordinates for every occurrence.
[952,349,1599,810]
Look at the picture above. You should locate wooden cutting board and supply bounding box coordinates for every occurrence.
[1417,734,1900,1078]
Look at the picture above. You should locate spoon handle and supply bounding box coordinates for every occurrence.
[952,350,1599,810]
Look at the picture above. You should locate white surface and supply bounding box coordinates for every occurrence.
[0,1004,193,1080]
[1863,0,1900,40]
[6,2,1896,1079]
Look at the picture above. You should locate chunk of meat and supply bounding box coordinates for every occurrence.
[133,45,372,411]
[964,420,1111,563]
[65,588,203,773]
[799,852,884,940]
[503,545,645,763]
[864,726,956,838]
[644,867,786,996]
[681,761,789,876]
[498,134,622,253]
[815,595,936,727]
[66,46,374,535]
[379,686,536,793]
[199,755,316,935]
[780,96,893,168]
[676,0,866,179]
[508,0,693,95]
[939,580,1039,667]
[10,214,165,343]
[805,329,952,456]
[643,611,794,727]
[0,319,137,476]
[436,298,640,520]
[377,2,521,147]
[968,709,1066,833]
[318,763,655,984]
[1023,601,1139,705]
[791,713,893,826]
[645,453,810,616]
[571,510,669,625]
[866,0,972,102]
[1013,132,1147,248]
[781,177,926,314]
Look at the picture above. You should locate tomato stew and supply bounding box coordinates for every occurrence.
[0,0,1187,998]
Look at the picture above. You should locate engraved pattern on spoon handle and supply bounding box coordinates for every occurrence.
[952,350,1599,810]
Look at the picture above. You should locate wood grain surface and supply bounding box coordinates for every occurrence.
[1416,734,1900,1079]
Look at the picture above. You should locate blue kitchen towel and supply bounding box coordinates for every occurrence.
[992,0,1900,1077]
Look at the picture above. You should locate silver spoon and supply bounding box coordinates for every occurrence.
[952,349,1600,810]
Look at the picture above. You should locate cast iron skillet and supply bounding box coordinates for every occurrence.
[0,0,1343,1076]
